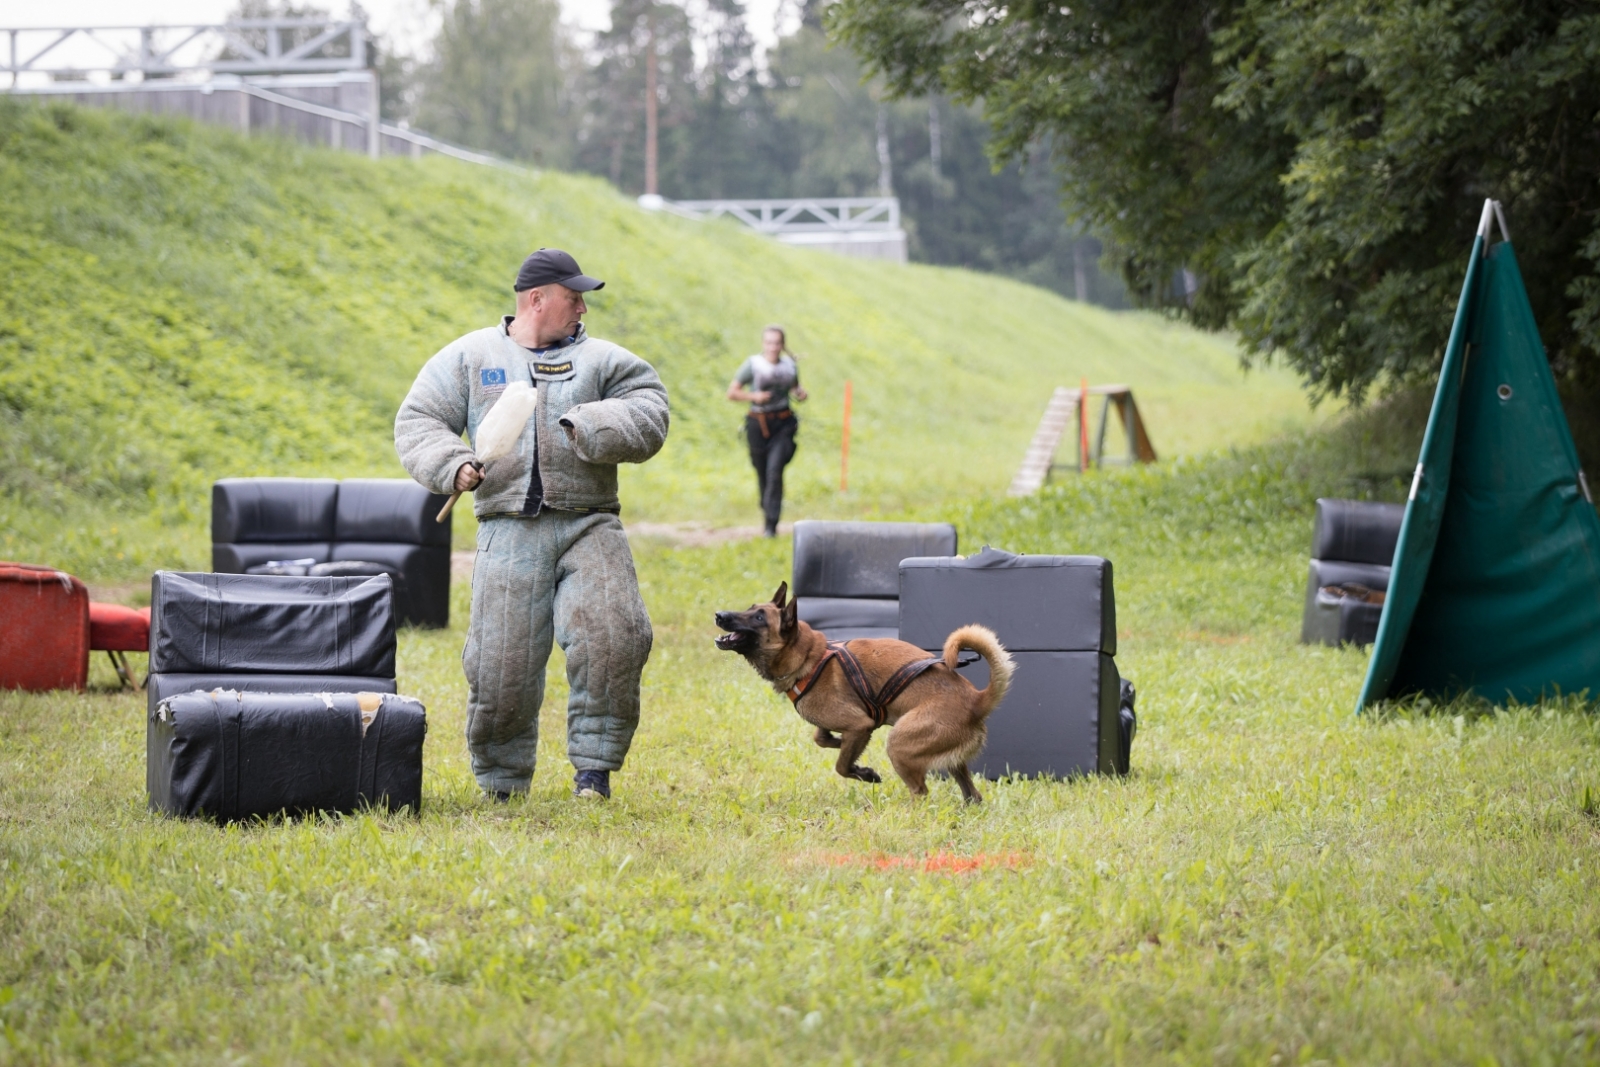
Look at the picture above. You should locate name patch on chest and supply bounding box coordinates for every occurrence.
[533,360,573,376]
[480,368,508,386]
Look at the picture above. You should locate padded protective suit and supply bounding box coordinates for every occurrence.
[464,512,652,792]
[396,318,668,792]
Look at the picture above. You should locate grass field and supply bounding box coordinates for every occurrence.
[4,98,1597,1065]
[5,400,1600,1064]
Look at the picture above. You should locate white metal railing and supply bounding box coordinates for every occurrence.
[2,20,367,81]
[645,196,901,234]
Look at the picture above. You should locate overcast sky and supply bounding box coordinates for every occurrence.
[0,0,797,58]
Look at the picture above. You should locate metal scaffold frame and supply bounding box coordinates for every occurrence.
[639,195,908,262]
[2,18,506,168]
[2,19,368,80]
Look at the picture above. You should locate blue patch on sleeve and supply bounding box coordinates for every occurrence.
[480,368,507,386]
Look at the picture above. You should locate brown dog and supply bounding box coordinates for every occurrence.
[714,582,1013,802]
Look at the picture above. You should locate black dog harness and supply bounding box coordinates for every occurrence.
[786,642,943,726]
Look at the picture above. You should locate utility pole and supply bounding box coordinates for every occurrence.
[875,105,892,197]
[644,11,659,196]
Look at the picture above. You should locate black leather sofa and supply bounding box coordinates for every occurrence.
[212,478,451,628]
[791,520,958,641]
[1301,498,1405,647]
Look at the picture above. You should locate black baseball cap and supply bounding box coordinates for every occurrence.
[513,248,605,292]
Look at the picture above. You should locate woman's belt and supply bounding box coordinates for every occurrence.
[747,408,793,438]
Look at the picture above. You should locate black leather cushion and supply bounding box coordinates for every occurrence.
[1306,558,1392,592]
[899,547,1116,654]
[329,543,451,629]
[212,479,338,543]
[792,521,957,599]
[796,596,899,641]
[148,690,425,820]
[1312,499,1404,565]
[797,596,899,631]
[149,571,396,676]
[214,543,332,573]
[146,672,396,716]
[335,479,452,547]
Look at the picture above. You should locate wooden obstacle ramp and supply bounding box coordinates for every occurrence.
[1008,384,1155,497]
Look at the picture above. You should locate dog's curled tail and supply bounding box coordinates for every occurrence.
[943,624,1014,720]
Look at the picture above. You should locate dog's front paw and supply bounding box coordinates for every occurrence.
[849,765,882,783]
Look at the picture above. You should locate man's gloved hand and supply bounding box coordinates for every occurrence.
[454,462,485,492]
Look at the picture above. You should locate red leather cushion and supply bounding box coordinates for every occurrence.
[0,563,89,691]
[89,602,151,652]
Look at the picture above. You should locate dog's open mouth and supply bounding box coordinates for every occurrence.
[714,630,755,651]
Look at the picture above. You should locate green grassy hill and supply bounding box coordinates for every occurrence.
[0,100,1320,580]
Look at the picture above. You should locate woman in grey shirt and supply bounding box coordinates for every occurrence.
[727,325,808,536]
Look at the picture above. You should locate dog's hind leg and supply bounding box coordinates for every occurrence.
[813,727,842,748]
[834,729,882,783]
[884,710,951,798]
[948,764,983,805]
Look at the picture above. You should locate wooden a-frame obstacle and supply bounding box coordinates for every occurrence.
[1008,384,1156,496]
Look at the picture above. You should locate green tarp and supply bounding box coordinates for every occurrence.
[1356,200,1600,711]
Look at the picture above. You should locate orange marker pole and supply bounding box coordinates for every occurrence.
[840,380,853,493]
[1079,376,1091,472]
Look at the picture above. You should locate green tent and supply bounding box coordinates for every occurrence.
[1356,200,1600,712]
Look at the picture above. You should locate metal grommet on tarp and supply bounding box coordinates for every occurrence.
[1497,383,1513,401]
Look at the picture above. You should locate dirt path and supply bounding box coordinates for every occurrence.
[77,521,783,602]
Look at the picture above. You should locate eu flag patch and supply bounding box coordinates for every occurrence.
[480,368,508,386]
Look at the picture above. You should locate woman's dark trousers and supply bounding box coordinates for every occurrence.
[746,413,798,531]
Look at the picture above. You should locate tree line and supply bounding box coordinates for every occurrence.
[353,0,1126,308]
[831,0,1600,416]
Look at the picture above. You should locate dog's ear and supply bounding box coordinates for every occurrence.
[772,581,788,610]
[781,592,798,634]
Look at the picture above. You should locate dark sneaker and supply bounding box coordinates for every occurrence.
[487,789,513,804]
[573,769,611,799]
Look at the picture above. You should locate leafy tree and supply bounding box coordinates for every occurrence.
[398,0,1125,306]
[674,0,779,198]
[412,0,575,167]
[830,0,1600,404]
[573,0,697,190]
[765,23,1125,303]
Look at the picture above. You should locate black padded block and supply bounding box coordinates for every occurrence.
[146,672,397,716]
[330,543,451,629]
[946,650,1122,779]
[898,548,1116,654]
[149,571,396,677]
[1311,499,1404,566]
[148,690,425,821]
[792,521,957,599]
[796,596,898,642]
[1300,559,1391,644]
[335,479,452,547]
[214,542,332,574]
[212,479,338,544]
